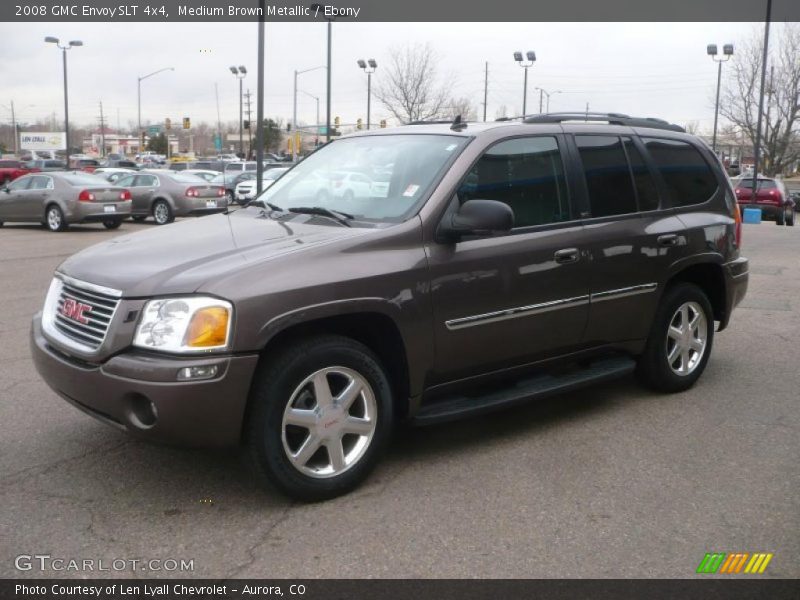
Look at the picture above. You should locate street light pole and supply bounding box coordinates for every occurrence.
[707,43,734,153]
[299,90,320,145]
[292,65,326,160]
[45,37,82,168]
[229,66,247,157]
[514,51,536,117]
[357,59,378,129]
[535,87,562,113]
[137,66,174,154]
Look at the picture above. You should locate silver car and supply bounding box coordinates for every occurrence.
[114,171,226,225]
[0,172,132,232]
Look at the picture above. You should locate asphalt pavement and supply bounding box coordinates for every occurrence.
[0,217,798,579]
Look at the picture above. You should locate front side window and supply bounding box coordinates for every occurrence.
[458,136,570,228]
[575,135,637,218]
[7,177,32,191]
[642,138,718,206]
[259,134,468,222]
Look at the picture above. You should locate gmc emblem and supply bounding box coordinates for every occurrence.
[60,298,92,324]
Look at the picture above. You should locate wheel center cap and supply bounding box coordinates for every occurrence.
[317,405,344,438]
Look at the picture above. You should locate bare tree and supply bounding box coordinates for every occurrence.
[683,120,701,135]
[719,24,800,175]
[374,43,452,124]
[443,97,478,121]
[495,105,509,120]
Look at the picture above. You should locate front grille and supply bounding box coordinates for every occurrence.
[53,280,121,350]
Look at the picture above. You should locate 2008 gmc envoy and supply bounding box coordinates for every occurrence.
[31,113,749,500]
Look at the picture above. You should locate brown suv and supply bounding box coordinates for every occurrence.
[31,113,749,500]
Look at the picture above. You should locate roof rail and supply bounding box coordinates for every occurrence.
[523,112,685,132]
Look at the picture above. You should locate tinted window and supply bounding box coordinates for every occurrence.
[458,136,570,228]
[642,138,718,206]
[575,136,637,217]
[736,178,776,190]
[623,137,660,211]
[45,160,65,168]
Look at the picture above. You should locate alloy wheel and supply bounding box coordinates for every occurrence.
[47,207,62,230]
[665,301,708,376]
[281,367,377,479]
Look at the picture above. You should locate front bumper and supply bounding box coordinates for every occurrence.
[720,256,749,331]
[31,314,259,447]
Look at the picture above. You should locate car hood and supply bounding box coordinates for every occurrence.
[58,210,371,297]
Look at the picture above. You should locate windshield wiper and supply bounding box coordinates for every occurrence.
[288,206,353,227]
[244,197,283,210]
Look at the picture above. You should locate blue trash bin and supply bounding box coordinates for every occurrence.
[743,208,762,224]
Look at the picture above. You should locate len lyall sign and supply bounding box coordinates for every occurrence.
[20,132,66,151]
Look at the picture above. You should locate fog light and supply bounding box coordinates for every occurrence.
[177,365,219,381]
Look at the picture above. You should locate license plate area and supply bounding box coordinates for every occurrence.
[104,205,116,213]
[206,200,217,208]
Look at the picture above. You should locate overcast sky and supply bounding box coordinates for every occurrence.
[0,21,779,133]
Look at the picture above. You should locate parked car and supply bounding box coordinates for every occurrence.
[188,160,225,172]
[93,167,138,183]
[234,167,290,202]
[30,113,749,501]
[734,176,795,226]
[0,159,39,184]
[113,170,226,225]
[23,159,66,172]
[184,169,222,183]
[69,158,101,173]
[0,172,131,231]
[220,163,258,201]
[102,159,138,169]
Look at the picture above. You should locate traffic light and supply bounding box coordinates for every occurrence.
[243,120,250,130]
[165,118,171,130]
[287,123,292,132]
[182,117,190,129]
[380,119,387,129]
[356,118,363,130]
[334,116,340,128]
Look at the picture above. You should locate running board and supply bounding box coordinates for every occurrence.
[413,356,636,426]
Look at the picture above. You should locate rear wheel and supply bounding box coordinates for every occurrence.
[45,204,68,232]
[102,219,122,230]
[776,209,785,225]
[246,335,394,501]
[787,209,795,227]
[636,283,714,393]
[152,200,174,225]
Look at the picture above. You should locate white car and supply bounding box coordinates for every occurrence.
[235,168,290,202]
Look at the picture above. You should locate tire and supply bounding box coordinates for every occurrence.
[45,204,68,232]
[226,190,235,205]
[131,215,147,222]
[246,335,394,501]
[787,209,796,227]
[152,200,174,225]
[102,219,122,230]
[776,209,785,225]
[636,283,714,393]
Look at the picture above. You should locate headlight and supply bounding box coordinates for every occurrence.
[133,297,233,353]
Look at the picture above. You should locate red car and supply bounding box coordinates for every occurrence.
[734,176,795,226]
[68,158,101,173]
[0,159,38,185]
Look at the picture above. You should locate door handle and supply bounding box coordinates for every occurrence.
[554,248,580,264]
[657,234,679,247]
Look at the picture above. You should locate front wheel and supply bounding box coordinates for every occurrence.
[246,335,394,501]
[636,283,714,393]
[152,200,174,225]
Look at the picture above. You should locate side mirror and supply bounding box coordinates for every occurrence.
[438,199,514,242]
[2,187,10,194]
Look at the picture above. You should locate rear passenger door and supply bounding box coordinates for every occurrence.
[21,175,54,220]
[426,135,590,383]
[569,134,689,345]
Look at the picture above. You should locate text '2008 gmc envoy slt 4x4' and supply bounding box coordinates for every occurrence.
[31,113,749,500]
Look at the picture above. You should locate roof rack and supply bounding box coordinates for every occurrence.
[523,112,685,132]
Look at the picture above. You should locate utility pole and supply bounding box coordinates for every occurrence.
[98,101,106,157]
[10,100,17,153]
[483,62,488,122]
[764,65,775,172]
[245,89,253,158]
[752,0,771,194]
[215,82,223,155]
[539,89,543,113]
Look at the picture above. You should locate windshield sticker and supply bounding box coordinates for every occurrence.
[402,184,420,197]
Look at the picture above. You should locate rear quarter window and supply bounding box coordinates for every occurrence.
[642,138,718,207]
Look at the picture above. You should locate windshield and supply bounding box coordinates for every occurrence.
[256,134,468,221]
[737,178,777,190]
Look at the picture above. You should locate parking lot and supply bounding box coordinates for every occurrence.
[0,217,798,579]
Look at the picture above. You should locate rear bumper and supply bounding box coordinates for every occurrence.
[66,200,132,222]
[737,203,782,218]
[720,257,749,331]
[31,313,259,447]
